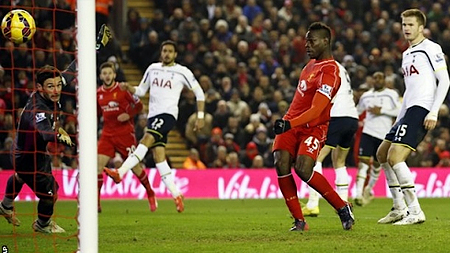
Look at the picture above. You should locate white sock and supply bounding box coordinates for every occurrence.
[356,162,369,198]
[156,160,180,198]
[334,166,349,201]
[381,162,406,210]
[392,162,421,214]
[118,144,148,178]
[306,162,322,209]
[366,165,381,190]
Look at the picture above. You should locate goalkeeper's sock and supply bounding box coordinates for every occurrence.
[381,162,406,210]
[278,174,304,220]
[156,160,180,198]
[355,162,369,198]
[334,166,349,202]
[307,171,346,210]
[137,170,155,197]
[306,162,322,209]
[118,144,148,178]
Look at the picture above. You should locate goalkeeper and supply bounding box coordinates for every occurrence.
[0,66,73,233]
[0,24,112,233]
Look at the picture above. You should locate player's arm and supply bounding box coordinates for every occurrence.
[379,93,401,117]
[122,68,151,97]
[290,92,330,128]
[123,94,143,119]
[191,80,206,131]
[425,68,450,129]
[34,111,73,146]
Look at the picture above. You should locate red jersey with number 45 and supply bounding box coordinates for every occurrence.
[284,59,341,127]
[97,82,143,136]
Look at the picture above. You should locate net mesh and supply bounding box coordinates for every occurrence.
[0,1,78,251]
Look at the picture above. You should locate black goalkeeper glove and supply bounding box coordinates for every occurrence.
[273,119,291,135]
[96,24,112,51]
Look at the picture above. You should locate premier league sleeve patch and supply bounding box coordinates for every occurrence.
[318,84,333,99]
[435,52,444,63]
[35,112,46,123]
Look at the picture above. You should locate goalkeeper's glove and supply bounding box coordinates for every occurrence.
[273,119,291,135]
[96,24,112,51]
[57,128,74,146]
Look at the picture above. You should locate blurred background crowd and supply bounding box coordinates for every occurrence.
[0,0,450,170]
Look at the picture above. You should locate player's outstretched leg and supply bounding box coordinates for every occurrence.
[104,167,122,183]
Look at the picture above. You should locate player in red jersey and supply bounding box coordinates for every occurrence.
[272,22,354,231]
[97,62,157,212]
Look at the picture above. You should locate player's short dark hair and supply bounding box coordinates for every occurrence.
[401,9,426,27]
[160,40,178,52]
[100,61,116,72]
[36,65,61,86]
[308,22,332,42]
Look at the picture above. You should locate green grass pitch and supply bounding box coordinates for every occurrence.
[1,198,449,253]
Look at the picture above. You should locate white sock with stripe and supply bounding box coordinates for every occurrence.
[118,144,148,178]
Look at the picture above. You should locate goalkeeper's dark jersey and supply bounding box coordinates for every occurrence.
[13,91,61,173]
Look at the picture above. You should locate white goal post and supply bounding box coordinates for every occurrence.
[77,0,98,252]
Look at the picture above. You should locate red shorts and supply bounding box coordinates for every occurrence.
[272,124,328,160]
[98,132,137,159]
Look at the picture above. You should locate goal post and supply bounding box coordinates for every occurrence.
[77,0,98,252]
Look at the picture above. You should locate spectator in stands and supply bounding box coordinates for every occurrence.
[47,41,72,71]
[205,127,225,166]
[436,151,450,168]
[243,0,262,25]
[248,86,265,113]
[251,155,265,168]
[211,145,227,168]
[241,141,259,168]
[95,0,113,33]
[183,148,207,170]
[129,17,152,70]
[224,151,244,168]
[226,88,249,120]
[222,133,240,154]
[185,111,213,152]
[212,100,231,129]
[126,8,141,36]
[222,116,245,148]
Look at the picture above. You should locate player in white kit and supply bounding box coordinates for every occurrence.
[302,62,359,216]
[376,9,450,225]
[354,72,400,206]
[104,40,206,213]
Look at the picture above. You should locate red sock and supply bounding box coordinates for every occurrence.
[137,170,155,197]
[97,174,103,206]
[278,175,304,220]
[307,172,346,210]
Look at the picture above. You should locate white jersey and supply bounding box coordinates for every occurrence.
[135,62,203,119]
[331,62,358,119]
[357,88,400,140]
[401,39,448,117]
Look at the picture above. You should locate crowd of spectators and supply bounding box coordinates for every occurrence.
[1,0,450,170]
